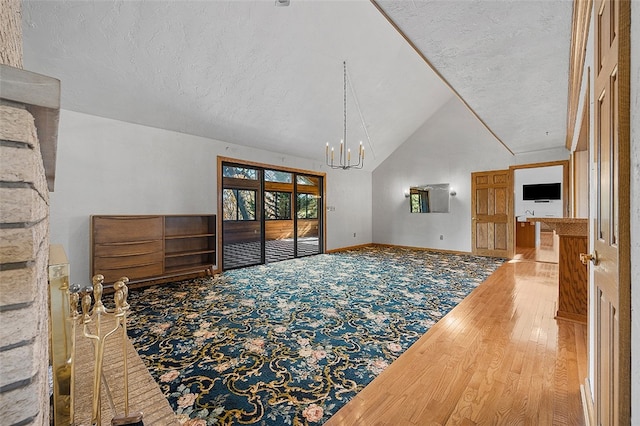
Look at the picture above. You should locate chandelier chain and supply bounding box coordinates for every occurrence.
[343,61,347,149]
[325,60,364,170]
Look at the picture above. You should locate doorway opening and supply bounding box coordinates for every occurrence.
[509,160,569,260]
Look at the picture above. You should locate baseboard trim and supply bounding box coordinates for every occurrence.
[371,243,472,256]
[325,243,373,253]
[326,243,473,256]
[325,243,473,256]
[580,377,595,426]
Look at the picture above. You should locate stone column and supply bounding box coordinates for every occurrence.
[0,0,51,424]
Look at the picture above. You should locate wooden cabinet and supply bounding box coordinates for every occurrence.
[91,214,216,285]
[529,218,588,323]
[557,234,588,323]
[515,220,536,248]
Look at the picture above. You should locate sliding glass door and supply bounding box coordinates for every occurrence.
[221,160,323,270]
[295,175,321,257]
[222,164,263,269]
[264,169,295,263]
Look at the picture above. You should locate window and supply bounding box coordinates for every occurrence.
[223,189,256,221]
[410,190,430,213]
[296,175,318,186]
[265,191,291,220]
[223,166,258,180]
[265,170,292,183]
[297,193,318,219]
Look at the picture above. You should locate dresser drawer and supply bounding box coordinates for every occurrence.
[94,251,163,270]
[93,240,163,257]
[96,262,164,284]
[92,216,163,243]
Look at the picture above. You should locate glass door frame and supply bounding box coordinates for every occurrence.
[217,156,326,270]
[294,173,323,259]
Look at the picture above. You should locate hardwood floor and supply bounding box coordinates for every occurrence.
[513,229,559,263]
[326,240,587,425]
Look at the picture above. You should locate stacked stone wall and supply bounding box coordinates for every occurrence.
[0,0,51,424]
[0,0,22,68]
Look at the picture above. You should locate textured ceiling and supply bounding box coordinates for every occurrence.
[376,0,574,155]
[21,0,573,169]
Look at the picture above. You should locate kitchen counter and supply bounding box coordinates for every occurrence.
[527,217,588,237]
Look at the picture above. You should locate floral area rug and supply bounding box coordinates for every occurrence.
[126,246,505,425]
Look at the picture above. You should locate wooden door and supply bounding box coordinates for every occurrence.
[592,0,631,423]
[471,170,512,258]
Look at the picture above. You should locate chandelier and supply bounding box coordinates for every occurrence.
[325,61,364,169]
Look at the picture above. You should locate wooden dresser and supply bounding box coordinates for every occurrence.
[91,214,216,286]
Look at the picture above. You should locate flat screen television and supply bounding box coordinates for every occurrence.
[523,183,561,200]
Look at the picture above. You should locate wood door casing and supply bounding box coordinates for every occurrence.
[593,0,631,423]
[471,170,512,258]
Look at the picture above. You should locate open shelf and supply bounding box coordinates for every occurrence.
[165,249,216,258]
[165,233,216,240]
[164,252,215,274]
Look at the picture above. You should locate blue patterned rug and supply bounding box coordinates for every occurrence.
[126,246,505,425]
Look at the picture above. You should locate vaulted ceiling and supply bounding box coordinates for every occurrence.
[21,0,573,170]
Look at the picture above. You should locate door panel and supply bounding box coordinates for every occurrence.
[476,188,488,215]
[593,0,630,423]
[475,223,488,249]
[471,169,512,258]
[264,170,295,263]
[494,223,507,251]
[296,175,322,257]
[222,167,263,269]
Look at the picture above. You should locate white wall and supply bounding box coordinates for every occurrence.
[50,110,372,284]
[324,169,372,248]
[514,165,564,218]
[630,0,639,417]
[372,97,514,252]
[513,147,569,165]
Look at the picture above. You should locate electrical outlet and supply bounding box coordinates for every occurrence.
[439,235,444,240]
[353,233,356,238]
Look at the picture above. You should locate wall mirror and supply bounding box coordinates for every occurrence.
[409,183,451,213]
